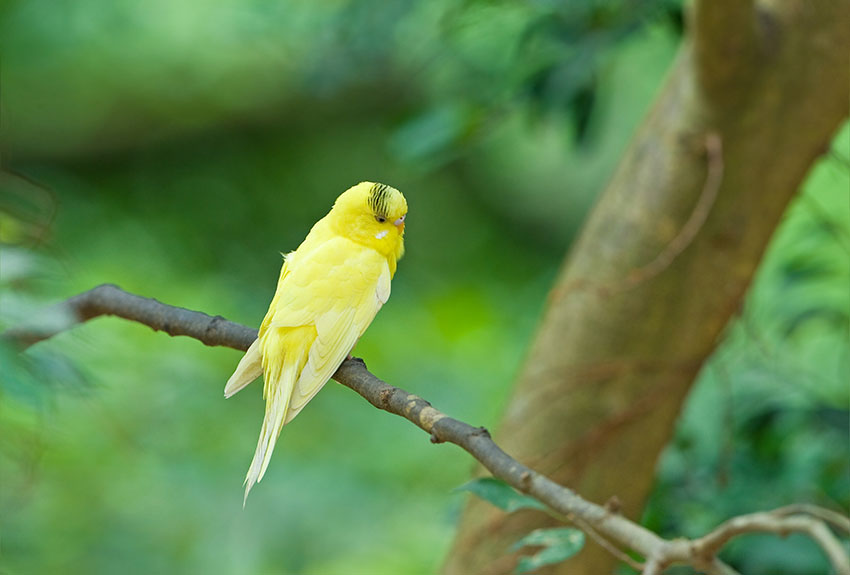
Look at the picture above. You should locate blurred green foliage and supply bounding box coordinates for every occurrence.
[0,0,846,574]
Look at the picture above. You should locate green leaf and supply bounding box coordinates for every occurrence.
[455,477,546,513]
[511,527,585,551]
[511,528,585,574]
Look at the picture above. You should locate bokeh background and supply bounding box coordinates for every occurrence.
[1,1,847,574]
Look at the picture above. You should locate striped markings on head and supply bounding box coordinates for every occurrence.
[368,183,391,220]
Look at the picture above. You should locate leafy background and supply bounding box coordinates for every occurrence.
[0,1,846,573]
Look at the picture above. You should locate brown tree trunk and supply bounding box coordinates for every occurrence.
[443,1,849,573]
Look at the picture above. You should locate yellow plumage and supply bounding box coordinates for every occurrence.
[225,182,407,503]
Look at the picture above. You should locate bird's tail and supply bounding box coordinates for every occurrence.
[242,326,313,505]
[224,338,263,398]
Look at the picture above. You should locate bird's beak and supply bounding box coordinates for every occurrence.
[393,215,406,233]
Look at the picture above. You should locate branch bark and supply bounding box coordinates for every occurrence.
[3,285,848,574]
[2,283,257,350]
[444,0,850,572]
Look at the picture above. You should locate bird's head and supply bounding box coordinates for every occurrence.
[329,182,407,260]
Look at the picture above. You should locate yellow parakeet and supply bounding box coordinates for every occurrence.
[225,181,407,502]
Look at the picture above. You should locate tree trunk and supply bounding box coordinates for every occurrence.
[443,1,849,573]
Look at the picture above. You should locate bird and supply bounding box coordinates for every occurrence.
[225,181,407,503]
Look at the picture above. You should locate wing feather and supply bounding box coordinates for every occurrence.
[282,257,391,425]
[223,338,262,398]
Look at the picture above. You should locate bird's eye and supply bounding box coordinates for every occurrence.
[375,215,387,223]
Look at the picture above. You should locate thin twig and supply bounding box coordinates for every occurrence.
[1,283,257,350]
[685,510,850,575]
[625,132,724,288]
[575,515,645,572]
[773,504,850,534]
[542,501,645,571]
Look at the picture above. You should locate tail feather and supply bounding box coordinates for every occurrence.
[243,360,289,505]
[242,327,314,505]
[224,339,263,398]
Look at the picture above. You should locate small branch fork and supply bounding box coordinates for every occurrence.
[4,285,848,574]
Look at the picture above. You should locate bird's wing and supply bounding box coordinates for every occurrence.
[259,256,295,337]
[279,245,392,425]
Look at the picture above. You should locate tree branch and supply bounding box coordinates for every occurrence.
[640,506,850,575]
[774,504,850,534]
[2,283,257,351]
[4,285,848,573]
[689,511,850,574]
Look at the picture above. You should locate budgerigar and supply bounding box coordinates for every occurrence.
[225,181,407,503]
